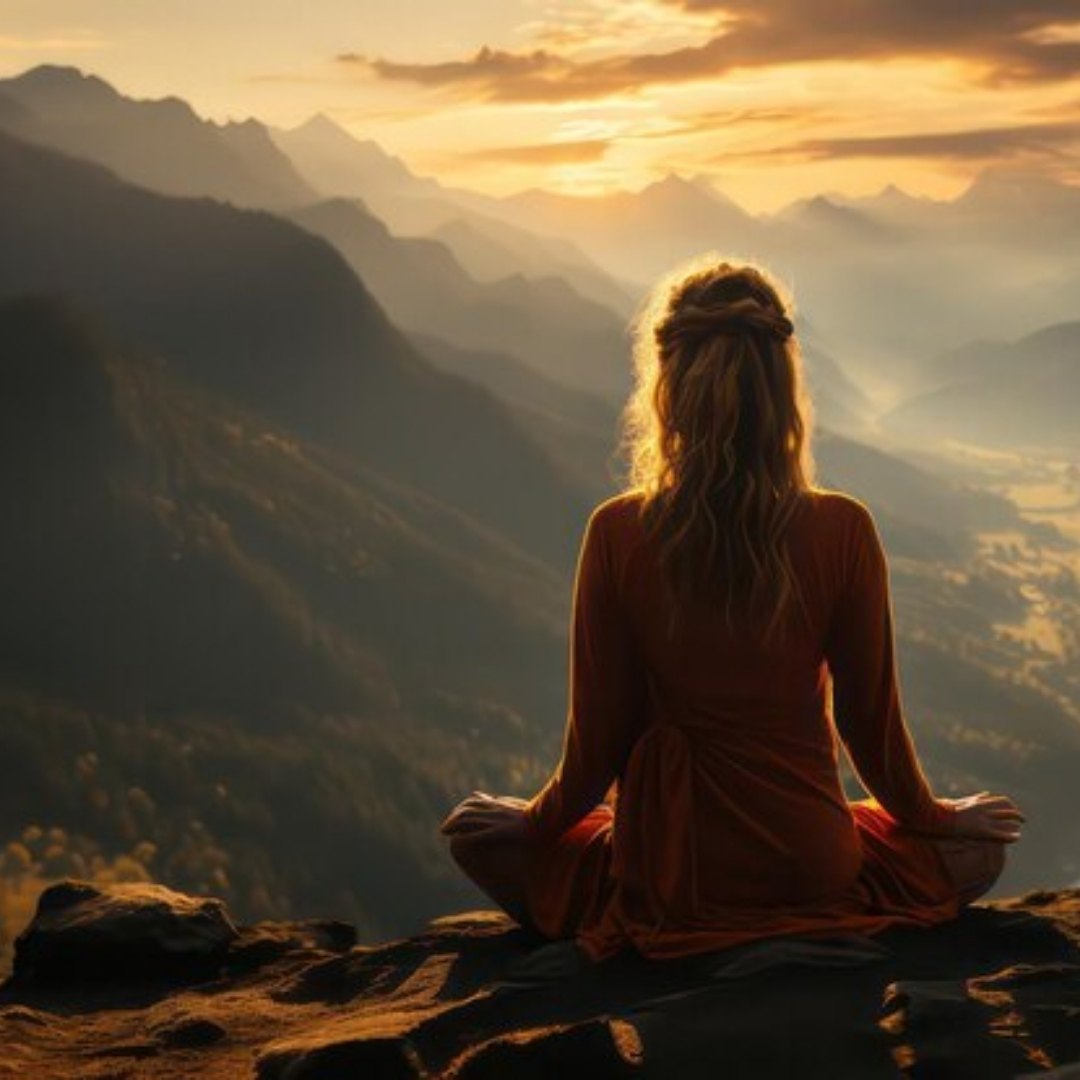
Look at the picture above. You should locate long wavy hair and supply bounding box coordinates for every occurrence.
[619,253,818,646]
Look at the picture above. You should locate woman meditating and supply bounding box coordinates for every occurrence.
[440,256,1025,965]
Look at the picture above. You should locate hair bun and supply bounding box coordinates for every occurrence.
[658,296,794,348]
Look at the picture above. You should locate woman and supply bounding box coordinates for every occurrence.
[440,256,1025,965]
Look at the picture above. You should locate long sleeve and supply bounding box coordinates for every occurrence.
[523,505,647,844]
[824,502,955,836]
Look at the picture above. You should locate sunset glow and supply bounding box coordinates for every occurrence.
[3,1,1079,209]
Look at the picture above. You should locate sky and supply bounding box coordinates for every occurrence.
[2,0,1080,211]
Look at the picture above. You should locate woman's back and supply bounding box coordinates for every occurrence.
[522,485,959,960]
[609,486,862,907]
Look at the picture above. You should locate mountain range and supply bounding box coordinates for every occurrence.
[883,321,1080,451]
[286,196,634,400]
[0,125,592,568]
[7,63,1077,402]
[0,64,315,210]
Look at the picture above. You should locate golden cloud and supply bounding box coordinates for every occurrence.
[714,118,1080,162]
[339,1,1080,104]
[453,137,612,164]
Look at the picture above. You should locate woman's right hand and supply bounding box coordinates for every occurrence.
[940,791,1025,842]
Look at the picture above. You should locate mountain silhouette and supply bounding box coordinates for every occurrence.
[288,196,634,399]
[883,321,1080,451]
[269,110,637,314]
[0,126,591,568]
[0,64,315,210]
[428,215,637,316]
[496,174,769,288]
[409,330,621,500]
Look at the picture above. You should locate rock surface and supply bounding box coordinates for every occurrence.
[11,880,241,985]
[1,879,1079,1078]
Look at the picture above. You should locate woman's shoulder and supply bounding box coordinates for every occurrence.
[588,486,873,521]
[801,486,876,533]
[590,489,646,522]
[584,490,648,555]
[587,485,877,545]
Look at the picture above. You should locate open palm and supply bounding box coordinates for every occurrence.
[439,791,530,845]
[941,791,1025,842]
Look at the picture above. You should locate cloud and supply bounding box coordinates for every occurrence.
[514,0,718,53]
[341,1,1080,104]
[1020,95,1080,120]
[0,32,108,51]
[629,105,833,140]
[717,119,1080,163]
[246,71,344,85]
[453,137,612,164]
[337,45,629,103]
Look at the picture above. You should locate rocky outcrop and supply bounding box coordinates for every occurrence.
[1,879,1079,1078]
[11,880,240,984]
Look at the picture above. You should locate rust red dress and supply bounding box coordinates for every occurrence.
[521,488,961,963]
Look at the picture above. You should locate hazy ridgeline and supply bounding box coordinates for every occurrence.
[0,64,1078,965]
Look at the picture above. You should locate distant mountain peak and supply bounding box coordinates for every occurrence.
[639,172,751,216]
[281,115,400,164]
[643,172,711,199]
[5,64,202,124]
[10,63,119,101]
[774,193,872,227]
[956,163,1080,208]
[877,182,911,200]
[218,116,263,132]
[293,111,356,142]
[685,171,749,208]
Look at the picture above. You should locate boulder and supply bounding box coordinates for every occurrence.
[11,879,239,984]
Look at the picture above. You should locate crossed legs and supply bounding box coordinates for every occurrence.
[928,835,1008,905]
[448,833,539,932]
[448,831,1010,934]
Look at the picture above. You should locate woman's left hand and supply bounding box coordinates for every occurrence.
[440,791,531,844]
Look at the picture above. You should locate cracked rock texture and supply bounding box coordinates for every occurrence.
[2,879,1080,1078]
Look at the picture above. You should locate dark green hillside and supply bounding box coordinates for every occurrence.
[0,127,590,569]
[0,294,569,948]
[409,330,621,500]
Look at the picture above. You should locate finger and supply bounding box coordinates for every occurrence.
[957,820,1022,841]
[444,817,501,838]
[449,819,520,845]
[444,796,494,820]
[441,804,476,826]
[444,808,517,833]
[441,808,495,833]
[443,809,495,830]
[974,794,1016,809]
[986,808,1026,821]
[984,826,1022,842]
